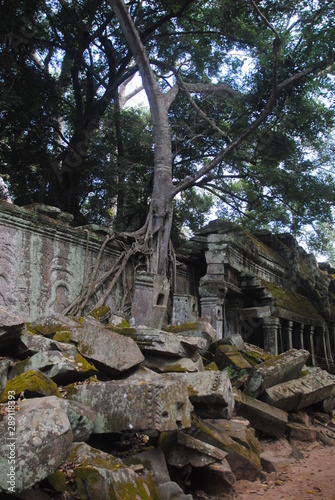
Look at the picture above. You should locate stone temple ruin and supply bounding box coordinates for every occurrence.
[1,201,335,498]
[1,201,334,371]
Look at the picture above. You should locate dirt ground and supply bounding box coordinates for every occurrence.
[231,441,335,500]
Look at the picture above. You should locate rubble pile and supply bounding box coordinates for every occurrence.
[1,306,335,499]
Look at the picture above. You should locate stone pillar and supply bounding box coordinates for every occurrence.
[298,323,305,350]
[263,317,280,355]
[131,272,170,329]
[320,327,330,370]
[199,278,227,340]
[172,295,198,325]
[325,325,334,366]
[308,325,316,366]
[282,320,293,351]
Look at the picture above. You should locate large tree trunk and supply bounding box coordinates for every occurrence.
[109,0,175,276]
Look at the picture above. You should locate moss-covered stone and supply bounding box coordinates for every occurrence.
[204,361,219,371]
[106,326,136,335]
[163,322,198,333]
[89,306,111,323]
[53,330,72,343]
[0,370,61,402]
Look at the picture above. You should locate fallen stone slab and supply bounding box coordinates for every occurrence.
[0,396,72,493]
[208,334,247,355]
[62,399,97,442]
[243,343,273,366]
[9,350,97,384]
[261,452,293,472]
[234,389,288,438]
[191,415,261,481]
[48,442,159,499]
[157,481,193,500]
[262,369,335,412]
[214,344,253,371]
[123,327,207,359]
[0,306,27,350]
[163,319,217,348]
[16,332,78,358]
[66,378,193,433]
[167,431,228,467]
[33,315,145,377]
[287,422,317,442]
[0,369,61,402]
[161,371,234,419]
[244,348,310,399]
[123,447,171,486]
[143,354,203,373]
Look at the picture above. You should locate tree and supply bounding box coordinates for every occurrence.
[108,0,335,276]
[1,0,335,278]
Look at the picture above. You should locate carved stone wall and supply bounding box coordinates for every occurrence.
[0,202,196,321]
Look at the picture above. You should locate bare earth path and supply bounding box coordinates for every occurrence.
[231,442,335,500]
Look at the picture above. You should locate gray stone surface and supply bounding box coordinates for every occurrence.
[0,358,10,393]
[129,327,207,359]
[143,355,203,373]
[66,378,193,433]
[0,307,27,350]
[16,332,78,357]
[157,481,193,500]
[9,350,97,384]
[49,442,159,499]
[62,400,97,442]
[234,388,288,438]
[263,369,335,411]
[161,371,234,419]
[0,396,73,493]
[244,348,310,399]
[123,447,171,486]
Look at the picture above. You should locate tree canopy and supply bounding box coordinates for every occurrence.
[1,0,335,265]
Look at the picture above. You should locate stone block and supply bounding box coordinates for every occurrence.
[191,415,261,481]
[157,482,193,500]
[287,422,317,442]
[162,371,234,419]
[0,358,10,393]
[0,306,27,350]
[172,295,199,324]
[1,370,61,402]
[263,369,335,412]
[244,348,310,399]
[129,327,207,359]
[16,332,78,358]
[214,344,253,371]
[66,378,193,433]
[123,447,170,486]
[49,442,159,499]
[131,272,170,329]
[0,396,73,493]
[143,355,203,373]
[234,389,288,438]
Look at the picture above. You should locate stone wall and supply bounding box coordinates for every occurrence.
[0,201,196,321]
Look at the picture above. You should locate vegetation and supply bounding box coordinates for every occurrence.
[1,0,335,272]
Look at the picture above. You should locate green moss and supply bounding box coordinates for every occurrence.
[48,469,70,493]
[32,324,70,338]
[26,323,37,335]
[117,474,159,500]
[260,279,322,321]
[78,341,94,356]
[74,354,98,373]
[53,331,72,343]
[204,361,219,371]
[0,370,61,402]
[106,326,136,335]
[246,233,288,267]
[89,306,111,323]
[10,357,31,377]
[163,322,198,333]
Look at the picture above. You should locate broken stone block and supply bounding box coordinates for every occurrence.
[123,447,171,486]
[167,432,235,488]
[0,306,27,350]
[0,396,72,493]
[157,482,193,500]
[163,319,216,348]
[66,378,193,433]
[131,272,170,329]
[234,389,288,438]
[214,344,253,371]
[191,415,262,481]
[243,343,273,366]
[62,400,97,442]
[9,350,97,384]
[162,371,234,419]
[126,327,207,359]
[16,332,78,358]
[0,369,61,402]
[38,315,145,376]
[143,355,203,373]
[244,348,310,399]
[287,422,317,442]
[262,369,335,412]
[172,294,199,324]
[49,442,159,499]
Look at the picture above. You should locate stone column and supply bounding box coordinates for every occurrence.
[199,279,227,340]
[131,272,170,329]
[320,327,330,370]
[282,320,293,351]
[263,317,280,355]
[325,325,334,366]
[298,323,305,350]
[308,325,316,366]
